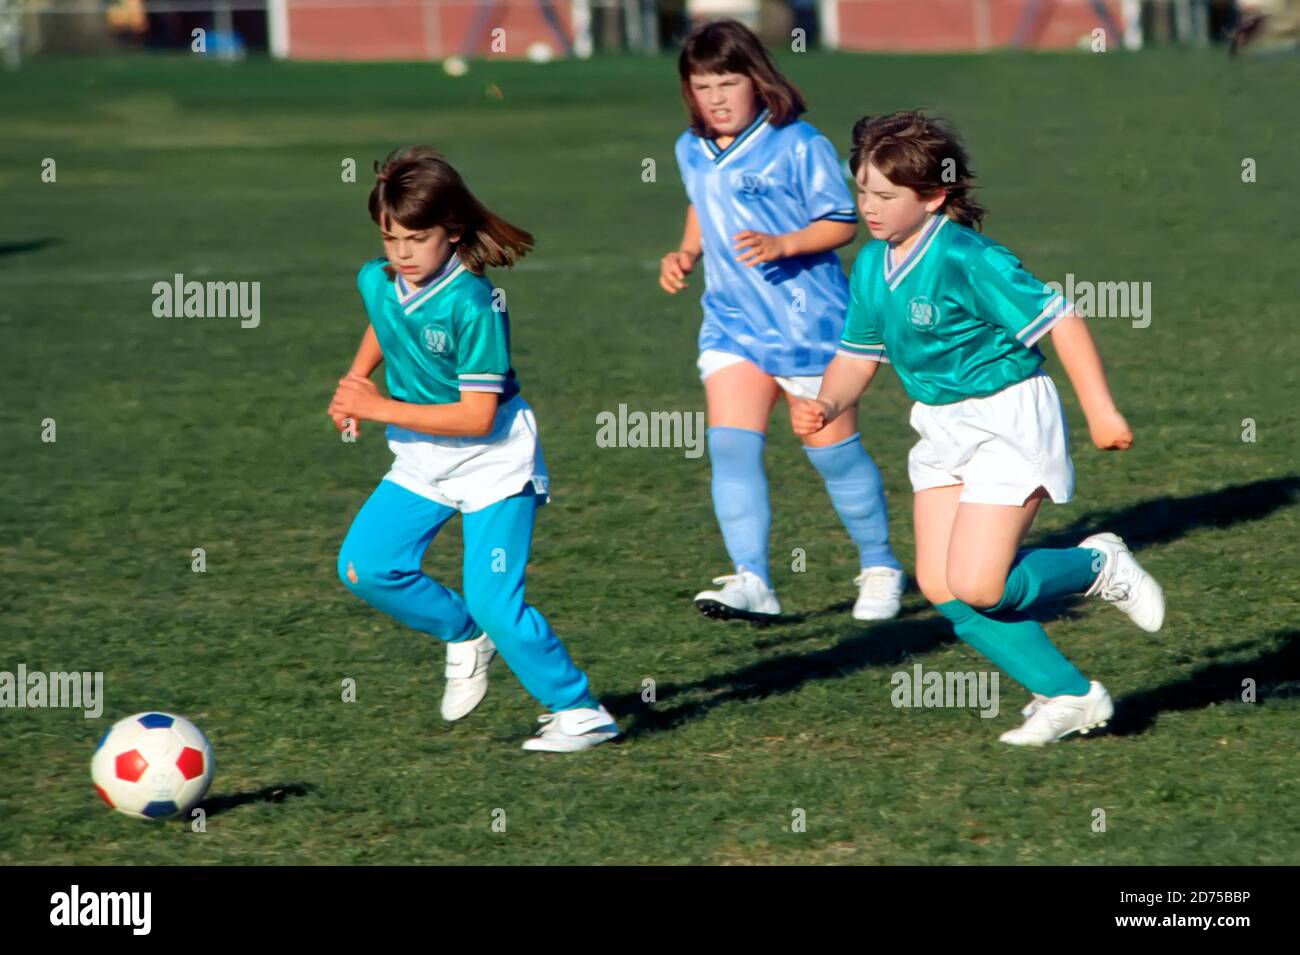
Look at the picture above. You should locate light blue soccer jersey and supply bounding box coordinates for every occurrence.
[675,109,858,377]
[838,214,1073,405]
[356,255,520,429]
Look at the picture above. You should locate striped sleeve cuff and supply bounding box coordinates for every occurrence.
[458,373,506,393]
[837,341,889,364]
[816,209,858,223]
[1018,295,1075,348]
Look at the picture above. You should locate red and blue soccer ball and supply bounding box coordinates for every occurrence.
[91,712,215,820]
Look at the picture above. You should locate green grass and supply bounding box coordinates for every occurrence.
[1,49,1298,865]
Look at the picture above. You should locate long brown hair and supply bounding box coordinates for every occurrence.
[677,19,806,136]
[368,146,534,277]
[849,111,987,230]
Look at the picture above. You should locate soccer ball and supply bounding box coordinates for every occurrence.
[91,712,214,820]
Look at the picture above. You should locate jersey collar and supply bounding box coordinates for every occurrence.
[884,214,947,290]
[394,254,466,313]
[698,107,772,168]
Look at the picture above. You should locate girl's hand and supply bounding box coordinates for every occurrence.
[1089,408,1133,450]
[659,249,697,294]
[733,230,788,267]
[791,398,832,436]
[329,373,388,424]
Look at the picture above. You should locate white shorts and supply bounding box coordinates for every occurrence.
[382,394,550,513]
[697,349,822,400]
[907,372,1075,506]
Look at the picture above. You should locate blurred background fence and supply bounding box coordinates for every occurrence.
[0,0,1285,65]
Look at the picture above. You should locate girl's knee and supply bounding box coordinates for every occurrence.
[338,548,399,598]
[918,576,954,607]
[946,573,1004,610]
[337,550,360,588]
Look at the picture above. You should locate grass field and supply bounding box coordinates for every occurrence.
[1,48,1298,865]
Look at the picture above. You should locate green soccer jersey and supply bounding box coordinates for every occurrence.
[839,214,1072,406]
[356,256,519,412]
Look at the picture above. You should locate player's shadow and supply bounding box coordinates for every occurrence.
[1030,474,1300,552]
[0,238,57,259]
[610,613,956,739]
[796,474,1300,627]
[612,476,1300,738]
[1108,629,1300,736]
[195,782,316,818]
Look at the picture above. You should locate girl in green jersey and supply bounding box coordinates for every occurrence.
[793,112,1166,746]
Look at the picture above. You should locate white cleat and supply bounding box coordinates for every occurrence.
[999,681,1114,747]
[1081,532,1165,632]
[441,632,496,721]
[853,566,906,620]
[693,568,782,622]
[521,704,621,752]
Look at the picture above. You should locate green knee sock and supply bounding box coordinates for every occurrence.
[936,600,1090,697]
[988,547,1102,615]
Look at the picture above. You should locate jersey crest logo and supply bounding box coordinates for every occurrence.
[731,170,768,199]
[422,325,450,354]
[907,297,939,331]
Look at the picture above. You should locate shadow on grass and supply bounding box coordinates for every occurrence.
[1029,474,1300,552]
[611,613,956,739]
[1110,629,1300,736]
[194,782,316,818]
[0,239,57,259]
[791,475,1300,627]
[616,478,1300,739]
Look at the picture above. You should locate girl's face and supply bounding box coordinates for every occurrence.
[689,72,758,137]
[381,219,458,283]
[856,162,946,245]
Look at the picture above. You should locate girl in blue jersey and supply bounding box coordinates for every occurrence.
[660,19,904,624]
[793,112,1166,746]
[328,146,619,752]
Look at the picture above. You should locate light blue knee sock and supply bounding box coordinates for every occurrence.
[936,600,1091,697]
[804,433,901,571]
[707,426,771,586]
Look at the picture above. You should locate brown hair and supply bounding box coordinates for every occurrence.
[677,19,806,136]
[368,146,534,277]
[849,111,987,230]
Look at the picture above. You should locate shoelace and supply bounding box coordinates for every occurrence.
[1022,694,1049,718]
[1100,579,1132,604]
[532,712,562,736]
[855,569,898,600]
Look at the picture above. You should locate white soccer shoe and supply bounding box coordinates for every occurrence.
[693,568,782,621]
[1081,532,1165,632]
[853,566,906,620]
[441,632,496,722]
[521,704,621,753]
[999,681,1114,747]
